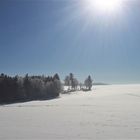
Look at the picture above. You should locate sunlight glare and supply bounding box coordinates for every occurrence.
[86,0,123,13]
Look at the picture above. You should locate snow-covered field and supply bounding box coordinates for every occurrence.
[0,84,140,140]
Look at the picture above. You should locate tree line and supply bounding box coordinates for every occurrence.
[0,73,61,103]
[64,73,93,92]
[0,72,93,103]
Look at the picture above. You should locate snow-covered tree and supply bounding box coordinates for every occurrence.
[69,73,74,89]
[73,78,79,90]
[84,75,93,90]
[64,75,71,90]
[0,73,62,103]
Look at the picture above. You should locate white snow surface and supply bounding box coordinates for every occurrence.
[0,84,140,140]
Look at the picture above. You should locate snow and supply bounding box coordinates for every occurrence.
[0,84,140,139]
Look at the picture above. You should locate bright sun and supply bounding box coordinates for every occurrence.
[86,0,123,13]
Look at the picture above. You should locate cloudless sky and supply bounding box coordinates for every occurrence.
[0,0,140,84]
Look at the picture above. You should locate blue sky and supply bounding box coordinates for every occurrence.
[0,0,140,84]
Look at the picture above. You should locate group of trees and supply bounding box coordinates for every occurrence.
[64,73,93,91]
[0,73,61,103]
[0,72,93,103]
[84,75,92,90]
[64,73,79,90]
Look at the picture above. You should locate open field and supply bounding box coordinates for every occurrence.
[0,84,140,140]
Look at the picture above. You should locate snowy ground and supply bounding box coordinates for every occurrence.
[0,84,140,140]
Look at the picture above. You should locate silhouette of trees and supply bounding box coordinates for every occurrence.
[64,73,79,90]
[64,73,79,92]
[69,73,74,89]
[84,75,93,90]
[0,74,19,102]
[53,73,60,81]
[64,73,94,93]
[64,73,94,92]
[0,72,95,102]
[64,75,71,90]
[0,73,62,103]
[69,73,79,90]
[73,78,79,90]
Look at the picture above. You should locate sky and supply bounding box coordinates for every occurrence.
[0,0,140,84]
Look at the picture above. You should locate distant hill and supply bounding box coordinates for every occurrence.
[93,82,109,85]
